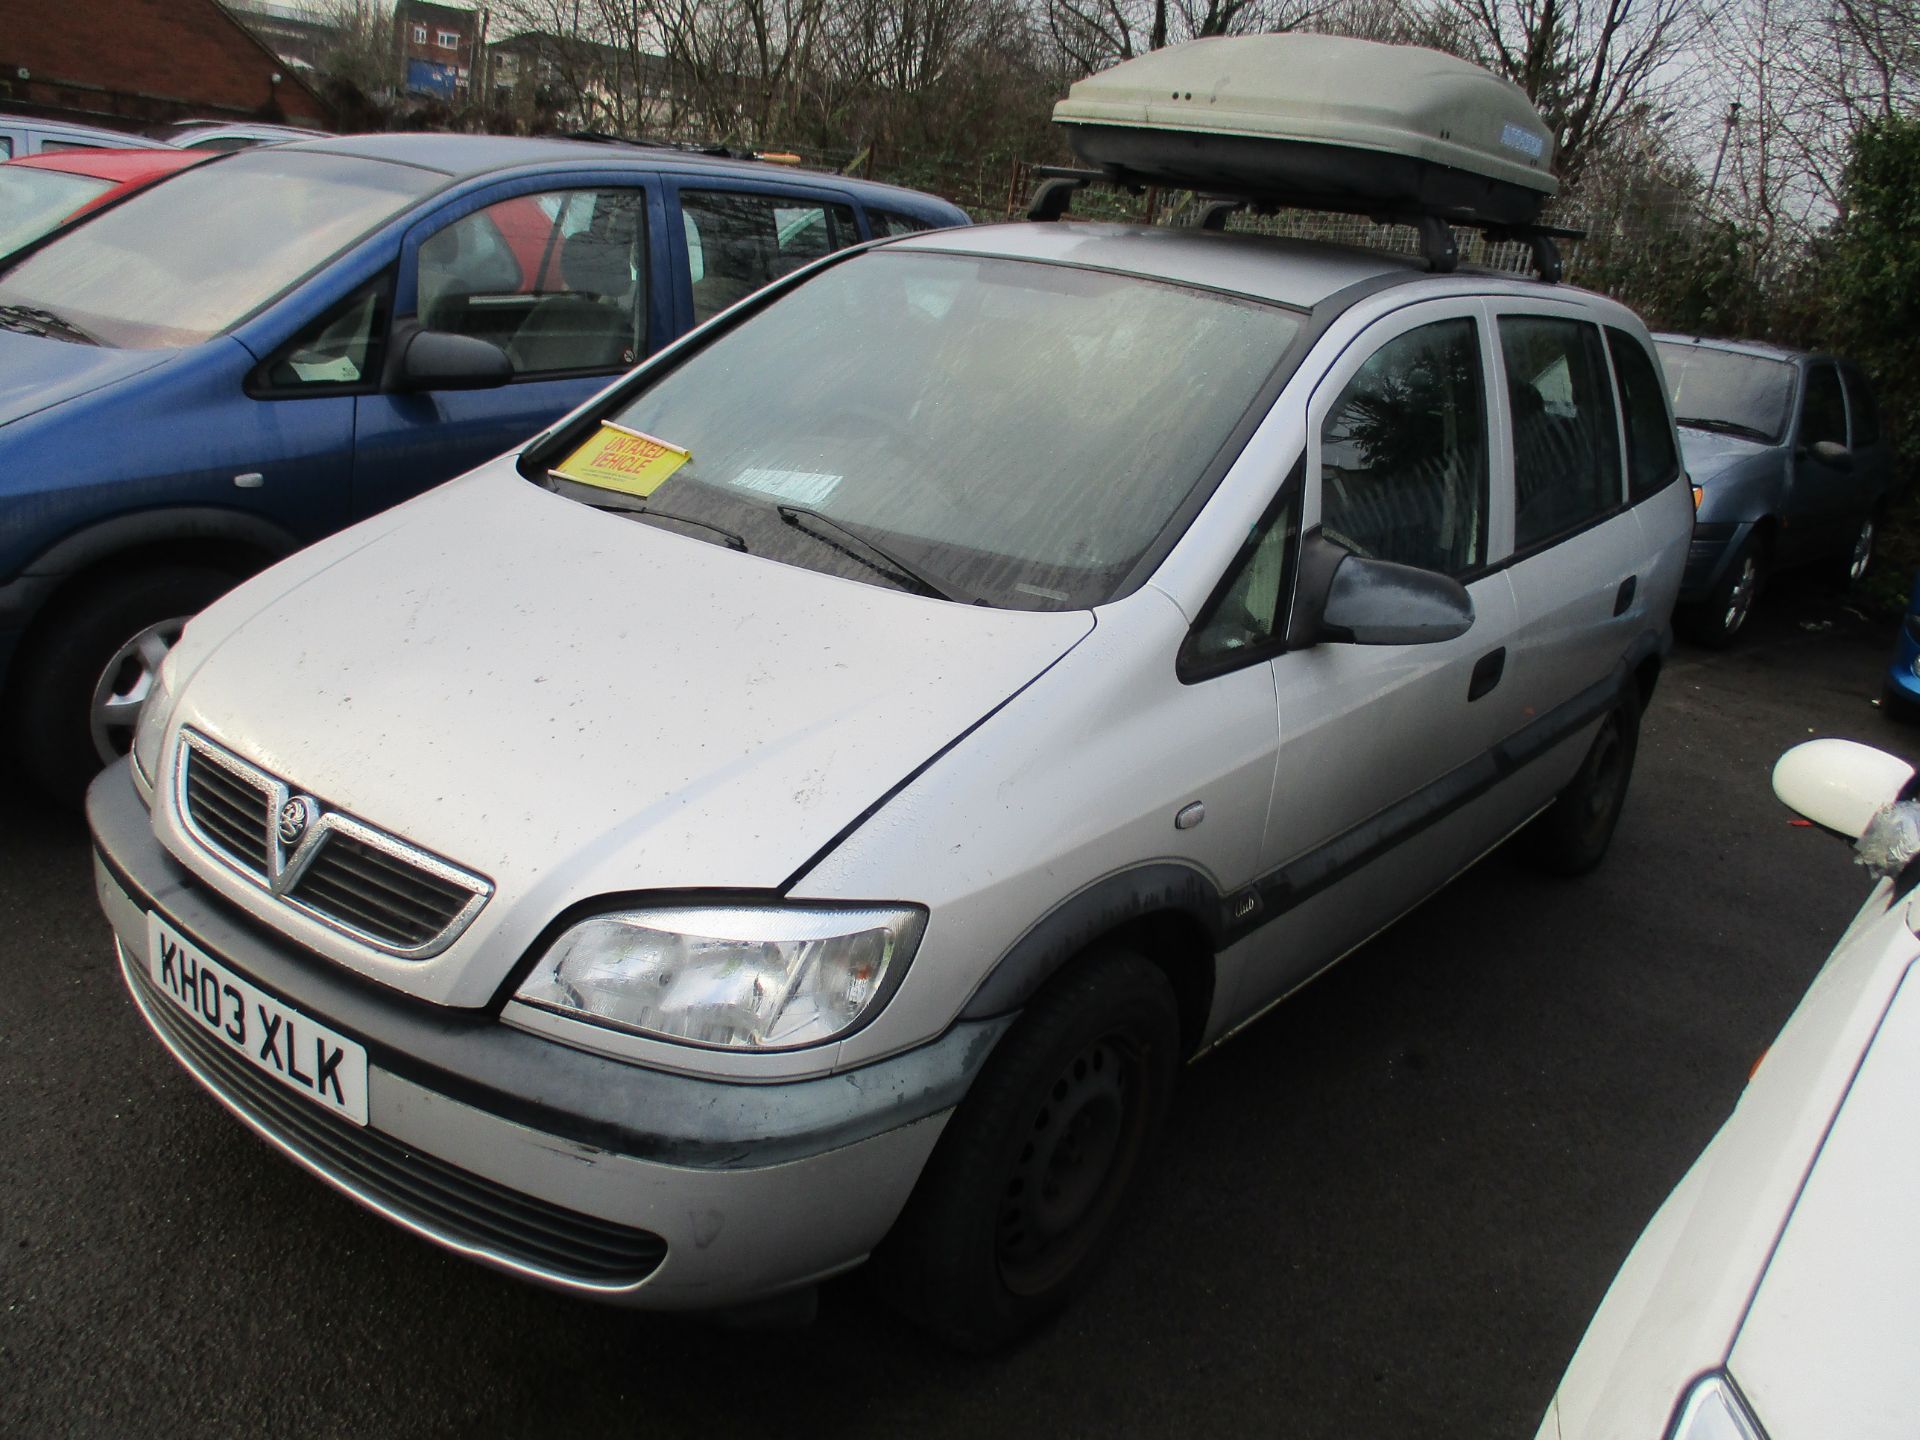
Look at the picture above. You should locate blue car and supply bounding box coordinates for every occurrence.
[0,134,966,797]
[1657,333,1895,647]
[1884,574,1920,721]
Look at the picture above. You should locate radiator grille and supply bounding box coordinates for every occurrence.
[175,731,491,959]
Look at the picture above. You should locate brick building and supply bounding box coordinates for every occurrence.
[0,0,331,133]
[396,0,487,101]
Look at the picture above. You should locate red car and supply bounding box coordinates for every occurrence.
[0,148,210,260]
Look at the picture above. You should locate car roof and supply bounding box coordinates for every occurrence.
[4,116,162,148]
[273,132,966,215]
[8,148,207,181]
[892,219,1527,311]
[1654,332,1815,365]
[159,121,327,139]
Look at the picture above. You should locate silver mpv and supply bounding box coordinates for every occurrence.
[91,212,1692,1348]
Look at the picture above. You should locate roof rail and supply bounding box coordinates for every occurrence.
[1023,166,1582,283]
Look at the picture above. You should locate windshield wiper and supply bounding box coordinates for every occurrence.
[0,303,99,345]
[544,471,748,551]
[601,502,748,552]
[775,504,966,603]
[1676,415,1771,443]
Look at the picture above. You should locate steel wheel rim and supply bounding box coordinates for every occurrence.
[1850,520,1874,583]
[89,616,186,764]
[996,1033,1147,1297]
[1579,715,1630,837]
[1723,555,1758,634]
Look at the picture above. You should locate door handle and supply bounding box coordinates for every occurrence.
[1614,575,1638,615]
[1468,647,1506,702]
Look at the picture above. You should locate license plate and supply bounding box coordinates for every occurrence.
[145,913,369,1126]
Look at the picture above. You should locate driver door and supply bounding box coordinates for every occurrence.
[350,179,668,518]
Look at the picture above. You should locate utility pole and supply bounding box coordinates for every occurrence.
[1705,101,1741,212]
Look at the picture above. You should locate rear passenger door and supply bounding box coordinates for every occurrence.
[1495,304,1648,737]
[667,182,864,330]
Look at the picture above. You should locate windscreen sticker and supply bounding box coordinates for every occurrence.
[550,422,690,498]
[730,467,843,506]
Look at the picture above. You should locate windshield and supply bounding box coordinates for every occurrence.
[0,150,437,347]
[1656,341,1795,444]
[0,167,113,256]
[567,250,1300,610]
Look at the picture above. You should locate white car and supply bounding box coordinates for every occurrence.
[89,35,1693,1347]
[1538,738,1920,1439]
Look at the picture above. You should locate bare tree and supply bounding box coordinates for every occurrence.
[1041,0,1324,75]
[1444,0,1708,182]
[490,0,668,134]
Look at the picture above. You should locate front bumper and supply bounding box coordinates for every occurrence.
[1679,521,1744,603]
[91,763,1005,1308]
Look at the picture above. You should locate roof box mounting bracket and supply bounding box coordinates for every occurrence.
[1026,165,1144,221]
[1196,199,1245,231]
[1415,214,1458,273]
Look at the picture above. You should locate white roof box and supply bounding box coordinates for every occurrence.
[1053,34,1558,229]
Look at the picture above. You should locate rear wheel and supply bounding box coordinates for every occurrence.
[878,948,1180,1352]
[11,565,235,804]
[1518,697,1641,877]
[1680,536,1763,648]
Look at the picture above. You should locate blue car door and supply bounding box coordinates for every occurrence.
[349,175,670,517]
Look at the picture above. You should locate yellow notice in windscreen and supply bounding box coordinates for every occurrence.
[550,422,690,498]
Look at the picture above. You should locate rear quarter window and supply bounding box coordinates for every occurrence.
[1606,328,1681,501]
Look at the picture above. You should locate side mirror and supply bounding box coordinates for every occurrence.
[1773,738,1913,837]
[1809,439,1855,471]
[393,326,513,392]
[1288,531,1474,647]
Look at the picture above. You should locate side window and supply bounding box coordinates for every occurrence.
[0,136,12,159]
[416,186,647,377]
[1501,316,1624,551]
[1844,368,1881,448]
[1801,364,1847,448]
[681,190,858,325]
[1185,490,1299,672]
[1606,328,1681,502]
[259,278,387,391]
[1320,317,1488,577]
[873,210,933,237]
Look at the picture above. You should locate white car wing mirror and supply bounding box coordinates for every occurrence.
[1772,738,1915,838]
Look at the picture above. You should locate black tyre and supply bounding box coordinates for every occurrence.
[1518,697,1642,877]
[1679,536,1763,648]
[878,948,1181,1352]
[10,565,236,804]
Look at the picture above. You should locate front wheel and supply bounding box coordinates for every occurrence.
[877,949,1180,1351]
[1680,536,1763,648]
[1518,697,1642,877]
[11,565,236,804]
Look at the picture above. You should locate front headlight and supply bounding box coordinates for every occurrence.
[514,904,926,1050]
[130,649,178,798]
[1668,1373,1764,1440]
